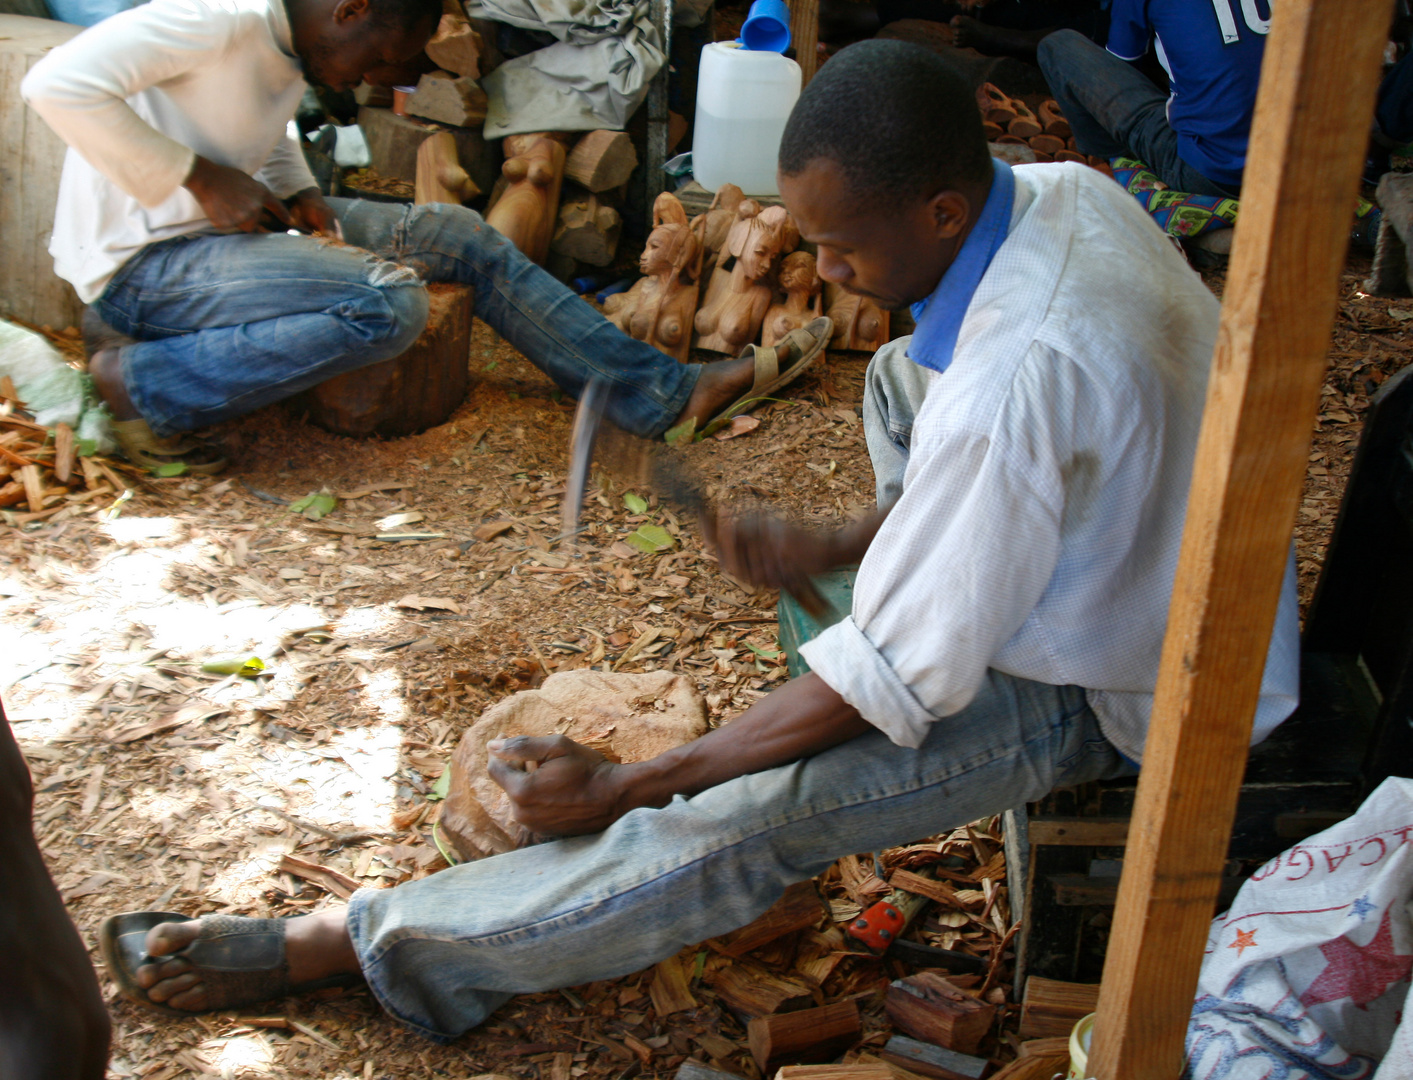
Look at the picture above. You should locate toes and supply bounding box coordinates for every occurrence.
[134,955,194,988]
[144,919,202,958]
[145,971,204,1006]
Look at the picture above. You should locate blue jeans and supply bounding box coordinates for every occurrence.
[345,341,1132,1042]
[1037,29,1239,198]
[94,199,700,439]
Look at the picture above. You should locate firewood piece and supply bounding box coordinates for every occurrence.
[885,974,996,1056]
[0,480,24,507]
[1007,114,1042,139]
[551,190,622,266]
[975,82,1016,125]
[1027,133,1066,156]
[713,881,826,957]
[776,1066,891,1080]
[888,868,964,907]
[1055,149,1086,164]
[880,1037,987,1080]
[1038,99,1071,138]
[279,854,361,899]
[19,463,44,511]
[52,422,74,484]
[650,954,698,1017]
[564,130,639,193]
[425,12,484,78]
[747,1001,860,1071]
[1018,977,1099,1040]
[676,1061,745,1080]
[706,961,817,1020]
[405,69,488,127]
[354,81,394,108]
[416,131,480,205]
[485,133,567,265]
[290,284,473,438]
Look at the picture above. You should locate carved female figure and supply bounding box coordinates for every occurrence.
[694,203,800,355]
[762,250,823,349]
[603,193,701,363]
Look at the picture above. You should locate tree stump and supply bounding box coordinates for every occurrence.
[289,283,473,438]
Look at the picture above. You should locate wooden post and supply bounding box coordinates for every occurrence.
[1089,2,1393,1077]
[644,0,673,230]
[791,0,819,86]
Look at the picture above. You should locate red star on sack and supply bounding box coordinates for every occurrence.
[1230,928,1258,956]
[1299,909,1413,1009]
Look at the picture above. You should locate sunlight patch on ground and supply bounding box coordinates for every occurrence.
[204,833,296,907]
[204,1031,278,1077]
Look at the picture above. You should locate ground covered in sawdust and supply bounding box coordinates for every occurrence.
[4,247,1409,1079]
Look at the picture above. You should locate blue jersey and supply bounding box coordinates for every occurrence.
[1107,0,1270,188]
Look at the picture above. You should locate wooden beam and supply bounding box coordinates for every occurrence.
[1089,2,1394,1077]
[790,0,819,86]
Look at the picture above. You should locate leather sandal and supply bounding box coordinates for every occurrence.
[699,316,834,439]
[99,911,361,1017]
[111,418,228,475]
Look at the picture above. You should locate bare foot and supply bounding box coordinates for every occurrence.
[672,354,757,431]
[949,15,1045,60]
[134,910,359,1012]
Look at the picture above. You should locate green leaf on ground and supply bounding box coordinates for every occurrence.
[626,523,674,552]
[743,641,781,660]
[151,462,188,477]
[663,417,697,446]
[288,491,337,521]
[76,438,98,457]
[623,492,648,514]
[201,656,266,678]
[428,769,452,801]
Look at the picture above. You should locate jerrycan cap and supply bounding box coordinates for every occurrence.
[738,0,791,52]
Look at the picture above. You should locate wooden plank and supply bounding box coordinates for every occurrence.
[790,0,819,86]
[1020,978,1099,1040]
[1089,1,1395,1077]
[1026,818,1130,847]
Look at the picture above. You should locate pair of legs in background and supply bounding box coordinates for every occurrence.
[126,339,1134,1041]
[89,198,755,443]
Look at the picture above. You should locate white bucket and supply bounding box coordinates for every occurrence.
[692,41,801,196]
[1067,1012,1095,1079]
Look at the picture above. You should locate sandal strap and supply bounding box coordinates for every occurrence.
[179,916,291,1008]
[111,418,228,474]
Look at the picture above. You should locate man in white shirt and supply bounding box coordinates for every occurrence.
[103,41,1299,1041]
[21,0,799,474]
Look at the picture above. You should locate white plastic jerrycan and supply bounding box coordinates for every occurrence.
[692,41,802,197]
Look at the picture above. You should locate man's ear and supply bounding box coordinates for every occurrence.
[333,0,371,26]
[928,190,971,240]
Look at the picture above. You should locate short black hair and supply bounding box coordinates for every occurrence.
[370,0,442,37]
[779,39,992,205]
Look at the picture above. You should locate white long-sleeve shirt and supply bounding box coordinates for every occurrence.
[21,0,316,302]
[800,163,1299,764]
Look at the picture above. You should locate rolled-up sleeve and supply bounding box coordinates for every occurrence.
[801,617,940,748]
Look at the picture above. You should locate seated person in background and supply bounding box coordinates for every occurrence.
[1037,0,1269,197]
[21,0,824,475]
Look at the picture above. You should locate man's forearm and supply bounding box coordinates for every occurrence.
[826,505,892,566]
[613,672,872,813]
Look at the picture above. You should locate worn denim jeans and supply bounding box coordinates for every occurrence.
[345,341,1132,1042]
[1037,29,1239,198]
[93,199,700,439]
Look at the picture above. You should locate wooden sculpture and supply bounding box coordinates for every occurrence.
[694,202,800,355]
[688,182,746,277]
[603,192,701,363]
[825,281,889,353]
[414,132,480,206]
[762,250,823,349]
[485,132,566,265]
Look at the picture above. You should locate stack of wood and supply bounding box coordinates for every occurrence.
[0,377,127,525]
[976,83,1112,174]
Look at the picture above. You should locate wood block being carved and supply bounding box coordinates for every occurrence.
[762,251,823,349]
[564,129,639,192]
[406,69,488,127]
[824,282,889,353]
[439,669,709,861]
[748,1001,861,1071]
[484,132,567,265]
[695,203,799,354]
[358,105,496,191]
[604,191,699,363]
[551,190,622,266]
[290,283,473,438]
[885,973,996,1056]
[415,131,480,205]
[425,12,484,78]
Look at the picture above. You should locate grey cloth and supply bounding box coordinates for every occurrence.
[467,0,665,137]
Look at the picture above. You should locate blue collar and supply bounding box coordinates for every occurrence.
[907,158,1015,374]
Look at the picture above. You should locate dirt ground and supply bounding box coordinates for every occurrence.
[5,242,1409,1078]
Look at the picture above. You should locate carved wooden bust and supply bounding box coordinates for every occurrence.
[603,192,701,363]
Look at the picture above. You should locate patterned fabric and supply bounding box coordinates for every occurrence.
[1112,156,1241,237]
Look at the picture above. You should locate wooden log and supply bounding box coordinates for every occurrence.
[485,133,567,265]
[406,69,488,128]
[416,132,480,206]
[1020,977,1098,1040]
[712,881,826,957]
[885,973,995,1056]
[1038,100,1071,138]
[790,0,820,86]
[1089,2,1392,1077]
[650,953,698,1017]
[706,961,817,1019]
[425,12,485,78]
[880,1037,987,1080]
[358,105,496,193]
[563,130,639,193]
[747,1000,860,1071]
[550,190,622,266]
[0,16,85,331]
[290,283,473,438]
